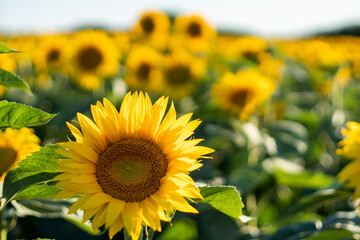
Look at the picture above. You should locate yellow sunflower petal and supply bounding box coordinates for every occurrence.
[81,192,112,210]
[106,198,125,228]
[122,202,142,240]
[66,122,85,142]
[68,194,92,214]
[77,113,107,152]
[92,204,108,231]
[82,205,102,223]
[59,141,98,163]
[108,215,124,239]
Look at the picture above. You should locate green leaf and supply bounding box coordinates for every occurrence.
[274,169,334,189]
[291,189,351,213]
[0,43,20,53]
[13,184,61,201]
[0,68,31,93]
[304,229,354,240]
[198,186,244,219]
[2,145,64,210]
[0,100,57,128]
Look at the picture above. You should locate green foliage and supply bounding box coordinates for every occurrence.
[2,145,64,210]
[0,43,20,53]
[0,100,57,129]
[199,186,244,219]
[274,169,334,189]
[14,184,61,201]
[268,211,360,240]
[304,229,353,240]
[0,68,31,93]
[291,189,351,213]
[159,220,198,240]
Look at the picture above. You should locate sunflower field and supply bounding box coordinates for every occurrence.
[1,10,360,240]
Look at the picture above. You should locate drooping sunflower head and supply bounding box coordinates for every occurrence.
[0,128,40,181]
[131,11,170,50]
[212,69,276,121]
[69,30,119,77]
[54,92,214,239]
[31,34,70,72]
[125,45,163,92]
[171,14,216,53]
[337,121,360,201]
[162,50,207,98]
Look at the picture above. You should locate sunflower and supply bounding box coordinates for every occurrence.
[277,38,348,68]
[162,50,206,99]
[171,15,216,53]
[68,30,119,89]
[75,73,102,91]
[110,31,131,58]
[4,35,36,65]
[131,11,170,50]
[54,92,214,239]
[257,52,285,81]
[125,45,163,92]
[212,69,276,121]
[227,36,267,60]
[0,53,17,72]
[0,128,40,181]
[337,121,360,201]
[333,66,352,87]
[31,34,69,73]
[0,53,19,97]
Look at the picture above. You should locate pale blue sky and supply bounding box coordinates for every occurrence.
[0,0,359,37]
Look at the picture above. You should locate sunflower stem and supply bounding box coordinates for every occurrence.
[147,228,155,240]
[0,209,7,240]
[139,226,144,239]
[124,228,132,240]
[124,227,144,240]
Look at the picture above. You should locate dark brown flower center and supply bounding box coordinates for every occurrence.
[0,147,17,177]
[165,65,191,85]
[77,46,103,71]
[229,89,252,108]
[140,17,155,35]
[187,22,202,37]
[96,138,168,202]
[46,49,60,63]
[136,63,152,81]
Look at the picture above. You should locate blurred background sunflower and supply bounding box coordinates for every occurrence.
[67,30,119,90]
[0,128,40,181]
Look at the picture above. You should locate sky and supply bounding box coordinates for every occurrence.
[0,0,359,37]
